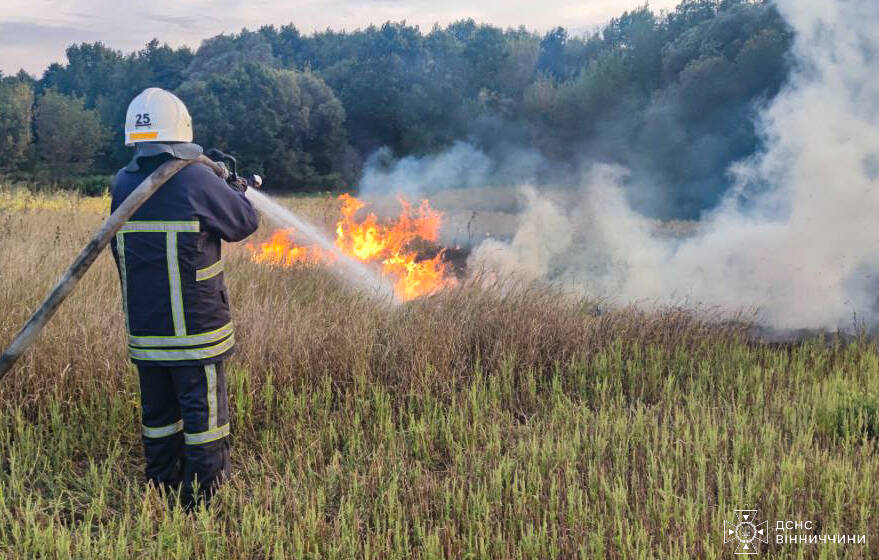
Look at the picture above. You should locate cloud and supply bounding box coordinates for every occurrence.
[0,21,86,46]
[145,14,209,28]
[0,20,132,74]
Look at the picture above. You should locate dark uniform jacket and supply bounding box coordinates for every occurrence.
[110,146,259,367]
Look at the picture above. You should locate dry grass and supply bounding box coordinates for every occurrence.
[1,185,877,558]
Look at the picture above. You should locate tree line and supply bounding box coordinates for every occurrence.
[0,0,791,217]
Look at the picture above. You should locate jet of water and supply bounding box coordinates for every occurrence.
[245,189,396,301]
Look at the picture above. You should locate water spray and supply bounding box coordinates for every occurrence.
[245,189,396,300]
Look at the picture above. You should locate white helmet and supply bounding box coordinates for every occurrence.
[124,87,193,146]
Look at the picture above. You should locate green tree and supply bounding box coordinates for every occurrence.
[34,90,107,179]
[177,63,350,190]
[0,78,34,171]
[524,49,634,157]
[537,27,568,79]
[186,31,277,80]
[317,22,436,154]
[40,40,194,170]
[25,2,794,216]
[495,36,540,97]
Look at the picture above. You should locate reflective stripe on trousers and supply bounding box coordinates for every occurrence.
[184,423,230,445]
[184,363,229,445]
[137,362,231,497]
[142,419,183,438]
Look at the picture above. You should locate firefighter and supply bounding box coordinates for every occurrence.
[110,88,259,508]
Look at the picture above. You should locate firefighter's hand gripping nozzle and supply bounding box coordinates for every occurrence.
[206,148,262,193]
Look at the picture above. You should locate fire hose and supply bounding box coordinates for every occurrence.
[0,153,260,380]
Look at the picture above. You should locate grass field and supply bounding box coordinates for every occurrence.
[1,186,878,558]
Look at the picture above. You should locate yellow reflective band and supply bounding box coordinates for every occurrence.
[117,221,197,340]
[115,232,130,331]
[119,221,199,233]
[206,364,218,430]
[129,131,159,141]
[196,260,224,281]
[128,335,235,361]
[142,419,183,438]
[184,423,229,445]
[128,322,233,348]
[166,231,186,336]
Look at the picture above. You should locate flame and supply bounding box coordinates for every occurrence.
[248,229,333,266]
[247,194,456,300]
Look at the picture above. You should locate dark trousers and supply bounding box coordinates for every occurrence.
[136,362,231,507]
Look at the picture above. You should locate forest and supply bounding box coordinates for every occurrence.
[0,0,792,218]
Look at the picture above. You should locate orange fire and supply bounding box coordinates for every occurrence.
[247,194,456,300]
[249,229,334,266]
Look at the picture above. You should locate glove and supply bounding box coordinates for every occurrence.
[228,176,248,193]
[228,174,262,193]
[212,161,231,180]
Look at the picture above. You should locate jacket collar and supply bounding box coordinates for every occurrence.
[124,142,204,172]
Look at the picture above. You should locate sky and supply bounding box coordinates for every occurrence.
[0,0,681,76]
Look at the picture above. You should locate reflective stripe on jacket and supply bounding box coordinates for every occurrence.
[110,150,259,367]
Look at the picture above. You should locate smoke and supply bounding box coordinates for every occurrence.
[359,141,554,200]
[360,142,492,197]
[356,0,878,329]
[470,186,573,280]
[468,0,879,329]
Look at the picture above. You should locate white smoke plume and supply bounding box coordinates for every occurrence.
[471,186,573,280]
[360,142,492,198]
[353,0,878,328]
[359,141,551,199]
[469,0,879,329]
